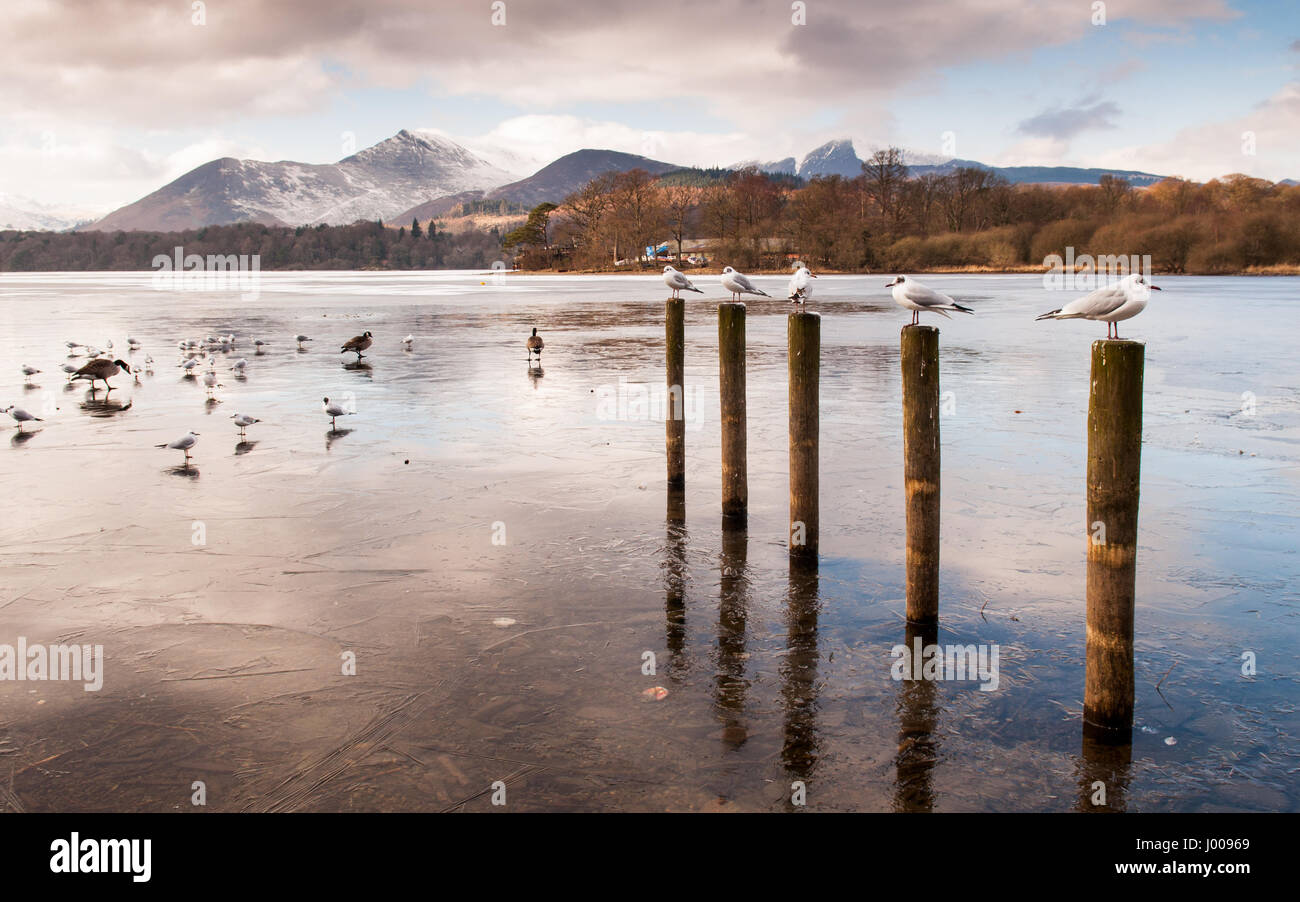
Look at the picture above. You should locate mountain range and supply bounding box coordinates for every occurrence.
[22,132,1284,233]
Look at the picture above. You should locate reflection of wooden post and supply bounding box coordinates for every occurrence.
[666,298,686,489]
[1084,339,1144,735]
[718,303,747,524]
[894,621,939,813]
[901,325,940,625]
[788,312,819,559]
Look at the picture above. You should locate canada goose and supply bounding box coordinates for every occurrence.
[1035,273,1160,339]
[341,331,373,359]
[322,397,353,428]
[157,431,200,463]
[230,413,260,436]
[662,265,702,299]
[72,358,130,391]
[4,406,42,431]
[887,276,975,325]
[788,263,816,304]
[526,328,543,363]
[721,266,769,302]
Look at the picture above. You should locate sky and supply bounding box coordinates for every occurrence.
[2,0,1298,217]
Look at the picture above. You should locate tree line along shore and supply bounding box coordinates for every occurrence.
[3,149,1298,275]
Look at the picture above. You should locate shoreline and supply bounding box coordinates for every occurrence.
[501,264,1300,277]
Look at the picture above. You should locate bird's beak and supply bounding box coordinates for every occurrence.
[1150,285,1162,291]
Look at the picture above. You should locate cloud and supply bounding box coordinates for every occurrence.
[1091,81,1300,181]
[1017,99,1122,140]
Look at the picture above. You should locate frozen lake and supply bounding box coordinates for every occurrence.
[0,270,1296,811]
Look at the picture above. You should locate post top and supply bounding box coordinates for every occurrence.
[789,310,821,319]
[1092,338,1146,346]
[902,324,939,333]
[719,301,746,309]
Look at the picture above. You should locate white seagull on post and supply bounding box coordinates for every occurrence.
[788,262,816,305]
[887,275,974,325]
[721,266,769,302]
[1035,273,1160,339]
[663,265,702,299]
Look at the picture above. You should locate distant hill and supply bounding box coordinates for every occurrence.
[84,130,518,231]
[488,149,680,205]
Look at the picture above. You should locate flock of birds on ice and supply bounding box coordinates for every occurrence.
[5,263,1161,465]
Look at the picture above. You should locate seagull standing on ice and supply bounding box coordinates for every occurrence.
[4,406,42,431]
[230,413,260,436]
[322,397,353,429]
[202,369,222,397]
[788,263,816,305]
[1035,273,1160,339]
[887,275,974,324]
[721,266,769,302]
[21,365,40,382]
[295,334,312,349]
[663,266,702,299]
[158,432,199,464]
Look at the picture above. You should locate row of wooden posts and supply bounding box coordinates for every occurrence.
[663,298,1145,741]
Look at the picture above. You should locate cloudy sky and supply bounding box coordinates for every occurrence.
[3,0,1298,216]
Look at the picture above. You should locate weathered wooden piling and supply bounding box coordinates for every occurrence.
[1084,339,1144,734]
[901,325,940,625]
[666,298,686,489]
[718,303,747,523]
[788,312,820,558]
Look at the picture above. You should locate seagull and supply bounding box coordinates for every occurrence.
[526,328,543,363]
[322,397,353,428]
[105,340,114,350]
[788,263,816,304]
[230,413,260,436]
[295,334,312,348]
[21,365,40,382]
[341,331,373,359]
[721,266,769,302]
[4,406,42,431]
[83,345,102,358]
[71,358,130,391]
[231,358,248,374]
[127,336,141,349]
[887,275,975,324]
[1035,273,1161,339]
[253,339,270,354]
[663,265,702,299]
[402,334,414,349]
[181,358,200,374]
[158,431,200,463]
[144,355,154,373]
[61,363,79,379]
[202,369,222,397]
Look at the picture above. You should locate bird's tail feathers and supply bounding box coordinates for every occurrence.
[687,286,703,293]
[951,302,974,314]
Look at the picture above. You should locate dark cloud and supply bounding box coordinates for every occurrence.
[1017,99,1121,140]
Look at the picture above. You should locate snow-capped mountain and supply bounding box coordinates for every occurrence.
[797,139,864,179]
[731,157,798,175]
[85,130,519,231]
[0,194,99,231]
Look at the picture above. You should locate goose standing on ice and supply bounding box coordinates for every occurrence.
[788,263,816,305]
[158,432,200,464]
[1035,273,1160,339]
[887,275,975,325]
[663,266,702,299]
[526,328,544,364]
[322,397,353,429]
[4,406,42,431]
[721,266,769,302]
[71,358,131,391]
[341,331,373,360]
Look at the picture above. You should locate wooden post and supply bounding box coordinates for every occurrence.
[1084,339,1144,735]
[901,325,940,625]
[666,298,686,489]
[718,303,747,524]
[788,312,819,559]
